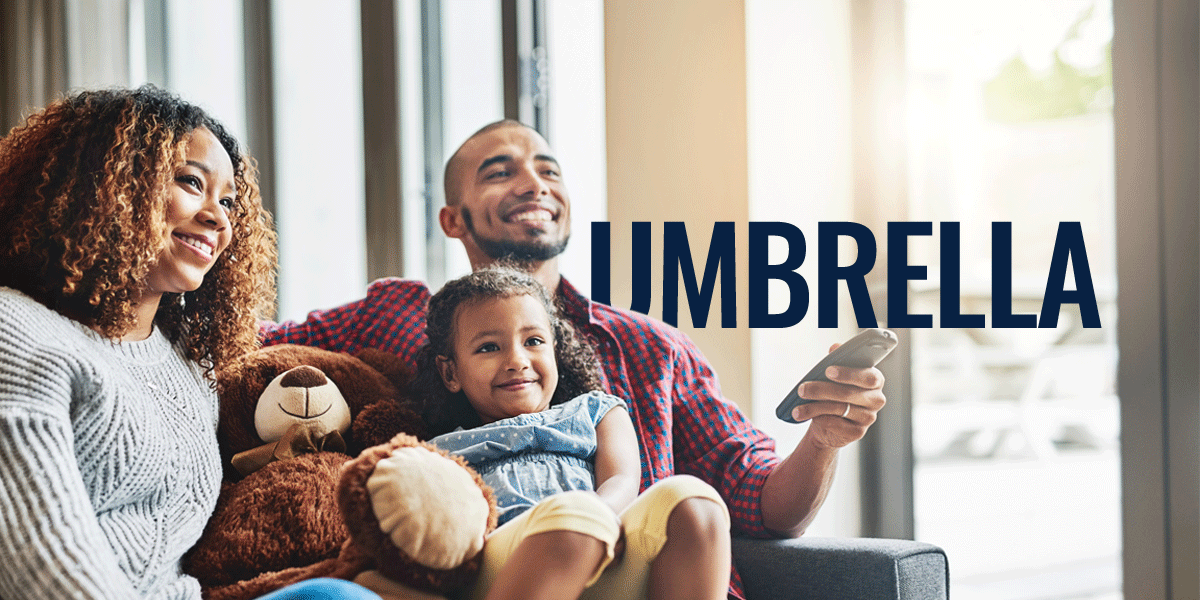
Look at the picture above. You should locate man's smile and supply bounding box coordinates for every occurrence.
[502,202,558,224]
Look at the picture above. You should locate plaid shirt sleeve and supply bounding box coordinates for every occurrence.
[257,278,431,362]
[662,326,782,538]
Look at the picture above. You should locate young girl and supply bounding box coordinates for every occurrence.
[0,87,377,600]
[408,266,731,600]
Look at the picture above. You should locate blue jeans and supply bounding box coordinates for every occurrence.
[255,578,382,600]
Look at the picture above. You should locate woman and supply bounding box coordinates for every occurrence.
[0,86,376,599]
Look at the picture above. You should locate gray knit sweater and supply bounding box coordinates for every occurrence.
[0,287,222,599]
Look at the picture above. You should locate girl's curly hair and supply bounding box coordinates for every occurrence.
[0,85,277,378]
[414,266,602,436]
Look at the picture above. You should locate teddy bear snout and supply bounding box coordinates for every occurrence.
[277,385,338,419]
[254,366,353,443]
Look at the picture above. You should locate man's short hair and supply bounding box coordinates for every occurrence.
[442,119,534,206]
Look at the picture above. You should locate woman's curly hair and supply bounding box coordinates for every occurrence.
[414,266,602,436]
[0,85,277,378]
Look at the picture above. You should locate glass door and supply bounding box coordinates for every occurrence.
[903,1,1121,598]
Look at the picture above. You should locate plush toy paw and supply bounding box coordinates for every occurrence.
[338,433,498,595]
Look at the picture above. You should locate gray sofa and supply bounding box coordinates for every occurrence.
[733,537,949,600]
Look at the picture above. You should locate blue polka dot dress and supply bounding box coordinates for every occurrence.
[430,391,627,526]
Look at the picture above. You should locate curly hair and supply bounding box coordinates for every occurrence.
[414,266,602,436]
[0,85,277,378]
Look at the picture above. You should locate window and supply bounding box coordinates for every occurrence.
[270,0,366,321]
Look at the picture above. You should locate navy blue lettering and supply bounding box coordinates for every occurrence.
[748,222,809,328]
[991,222,1037,328]
[591,221,611,305]
[1039,222,1101,328]
[663,222,737,327]
[630,222,652,315]
[887,221,933,328]
[818,222,877,328]
[940,222,985,327]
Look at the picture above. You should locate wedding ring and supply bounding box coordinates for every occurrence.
[841,403,851,418]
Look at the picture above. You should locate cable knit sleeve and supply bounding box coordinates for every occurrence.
[0,327,140,599]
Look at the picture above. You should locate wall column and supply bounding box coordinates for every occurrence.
[603,0,752,411]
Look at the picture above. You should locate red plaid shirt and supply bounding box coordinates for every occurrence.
[259,277,785,599]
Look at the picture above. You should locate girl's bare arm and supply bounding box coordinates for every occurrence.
[593,406,641,515]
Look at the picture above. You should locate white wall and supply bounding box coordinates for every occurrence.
[745,0,860,538]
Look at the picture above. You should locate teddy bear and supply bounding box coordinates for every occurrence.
[183,344,498,600]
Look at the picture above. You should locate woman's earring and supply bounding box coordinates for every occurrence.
[447,382,460,392]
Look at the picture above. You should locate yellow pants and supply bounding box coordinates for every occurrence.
[462,474,730,600]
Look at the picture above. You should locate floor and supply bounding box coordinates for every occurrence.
[915,448,1122,600]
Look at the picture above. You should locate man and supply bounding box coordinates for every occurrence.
[260,120,886,598]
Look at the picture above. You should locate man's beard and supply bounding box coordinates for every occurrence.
[462,207,570,263]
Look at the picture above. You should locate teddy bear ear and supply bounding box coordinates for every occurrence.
[353,348,414,392]
[352,400,426,447]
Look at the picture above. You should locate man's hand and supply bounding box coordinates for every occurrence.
[787,343,887,449]
[761,343,888,535]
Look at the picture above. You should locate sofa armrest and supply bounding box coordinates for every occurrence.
[732,537,949,600]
